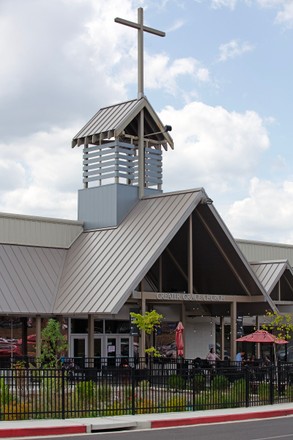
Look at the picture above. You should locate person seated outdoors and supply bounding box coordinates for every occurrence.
[206,347,221,366]
[247,354,256,364]
[192,357,202,370]
[263,355,271,366]
[120,358,130,368]
[235,351,245,368]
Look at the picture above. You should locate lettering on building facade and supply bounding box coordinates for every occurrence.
[156,293,226,302]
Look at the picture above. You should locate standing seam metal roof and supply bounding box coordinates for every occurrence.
[250,260,291,296]
[0,192,277,316]
[0,245,67,314]
[55,190,203,314]
[55,189,271,315]
[73,100,139,141]
[72,97,174,149]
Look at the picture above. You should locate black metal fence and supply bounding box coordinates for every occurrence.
[0,357,293,421]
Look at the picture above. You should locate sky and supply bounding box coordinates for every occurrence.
[1,0,293,244]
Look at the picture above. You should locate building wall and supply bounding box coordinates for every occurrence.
[236,239,293,266]
[0,212,83,248]
[185,318,216,360]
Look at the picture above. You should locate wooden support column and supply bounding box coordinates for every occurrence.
[188,214,193,294]
[21,318,28,357]
[139,109,145,199]
[220,316,225,360]
[35,315,42,361]
[186,214,193,359]
[230,301,237,361]
[159,255,163,292]
[181,302,186,357]
[139,279,146,360]
[88,315,95,366]
[256,315,260,358]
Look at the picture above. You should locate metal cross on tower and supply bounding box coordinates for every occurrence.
[115,7,165,99]
[115,8,166,199]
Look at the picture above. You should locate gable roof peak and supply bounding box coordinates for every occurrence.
[72,96,173,150]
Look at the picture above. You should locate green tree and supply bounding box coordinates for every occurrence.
[130,310,163,357]
[261,311,293,341]
[39,319,68,368]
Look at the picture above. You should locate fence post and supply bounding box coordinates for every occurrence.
[245,366,250,407]
[277,362,282,397]
[131,365,136,415]
[192,373,196,411]
[61,367,65,419]
[269,365,274,405]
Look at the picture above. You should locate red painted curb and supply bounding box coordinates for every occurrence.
[0,425,86,438]
[151,409,293,429]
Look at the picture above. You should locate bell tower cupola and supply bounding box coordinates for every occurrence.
[72,8,174,230]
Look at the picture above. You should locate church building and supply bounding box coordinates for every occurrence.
[1,8,293,363]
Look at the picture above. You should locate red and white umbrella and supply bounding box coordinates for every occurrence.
[236,330,287,345]
[236,329,287,365]
[175,321,184,357]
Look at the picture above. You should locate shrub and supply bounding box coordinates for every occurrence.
[192,373,206,392]
[1,402,32,421]
[136,397,156,414]
[164,394,187,412]
[167,374,185,390]
[0,378,12,405]
[231,378,246,400]
[232,378,246,393]
[97,384,111,402]
[215,393,238,409]
[195,390,239,410]
[138,380,150,390]
[286,385,293,401]
[74,380,97,406]
[211,374,229,391]
[195,392,211,410]
[258,383,276,402]
[100,401,130,416]
[43,374,63,392]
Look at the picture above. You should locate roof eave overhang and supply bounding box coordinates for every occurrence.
[71,97,174,150]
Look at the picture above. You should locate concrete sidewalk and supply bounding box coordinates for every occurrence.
[0,404,293,438]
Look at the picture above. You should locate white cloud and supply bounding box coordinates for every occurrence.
[0,0,208,140]
[218,40,254,62]
[0,0,136,139]
[275,2,293,26]
[226,177,293,243]
[166,19,186,32]
[210,0,293,27]
[0,160,26,191]
[160,102,270,194]
[0,100,271,222]
[0,125,81,219]
[256,0,293,27]
[145,54,210,95]
[211,0,237,9]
